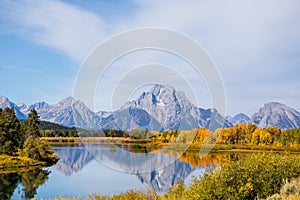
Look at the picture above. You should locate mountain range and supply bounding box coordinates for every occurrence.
[1,84,300,130]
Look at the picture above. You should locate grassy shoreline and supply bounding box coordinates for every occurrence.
[41,137,300,153]
[0,155,50,173]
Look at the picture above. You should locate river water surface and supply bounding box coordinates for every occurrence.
[4,144,223,199]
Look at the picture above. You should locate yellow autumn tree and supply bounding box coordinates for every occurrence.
[252,129,261,145]
[216,128,235,144]
[260,129,273,145]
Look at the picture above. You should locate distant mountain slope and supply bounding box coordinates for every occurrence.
[39,97,100,130]
[251,102,300,130]
[99,107,163,131]
[0,96,27,119]
[226,113,251,126]
[22,102,53,115]
[1,86,299,130]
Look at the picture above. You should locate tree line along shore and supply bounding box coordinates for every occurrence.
[41,123,300,152]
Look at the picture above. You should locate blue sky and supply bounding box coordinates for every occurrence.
[0,0,299,116]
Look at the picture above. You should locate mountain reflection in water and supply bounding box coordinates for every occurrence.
[53,144,225,191]
[4,144,241,199]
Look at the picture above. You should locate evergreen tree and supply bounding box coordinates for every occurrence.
[22,109,58,163]
[0,107,23,155]
[24,109,40,139]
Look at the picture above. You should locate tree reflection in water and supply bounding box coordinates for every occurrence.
[0,172,20,200]
[0,168,50,199]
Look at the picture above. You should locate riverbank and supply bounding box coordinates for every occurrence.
[0,155,49,173]
[41,136,134,144]
[41,137,300,153]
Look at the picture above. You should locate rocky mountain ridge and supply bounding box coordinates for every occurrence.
[1,85,299,130]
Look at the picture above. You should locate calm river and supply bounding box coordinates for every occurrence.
[3,144,224,199]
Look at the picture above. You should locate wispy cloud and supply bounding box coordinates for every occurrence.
[130,0,300,68]
[0,0,106,61]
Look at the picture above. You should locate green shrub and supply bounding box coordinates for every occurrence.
[21,137,59,164]
[163,180,185,200]
[181,153,300,200]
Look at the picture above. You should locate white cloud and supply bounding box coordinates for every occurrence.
[0,0,106,61]
[129,0,300,68]
[125,0,300,115]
